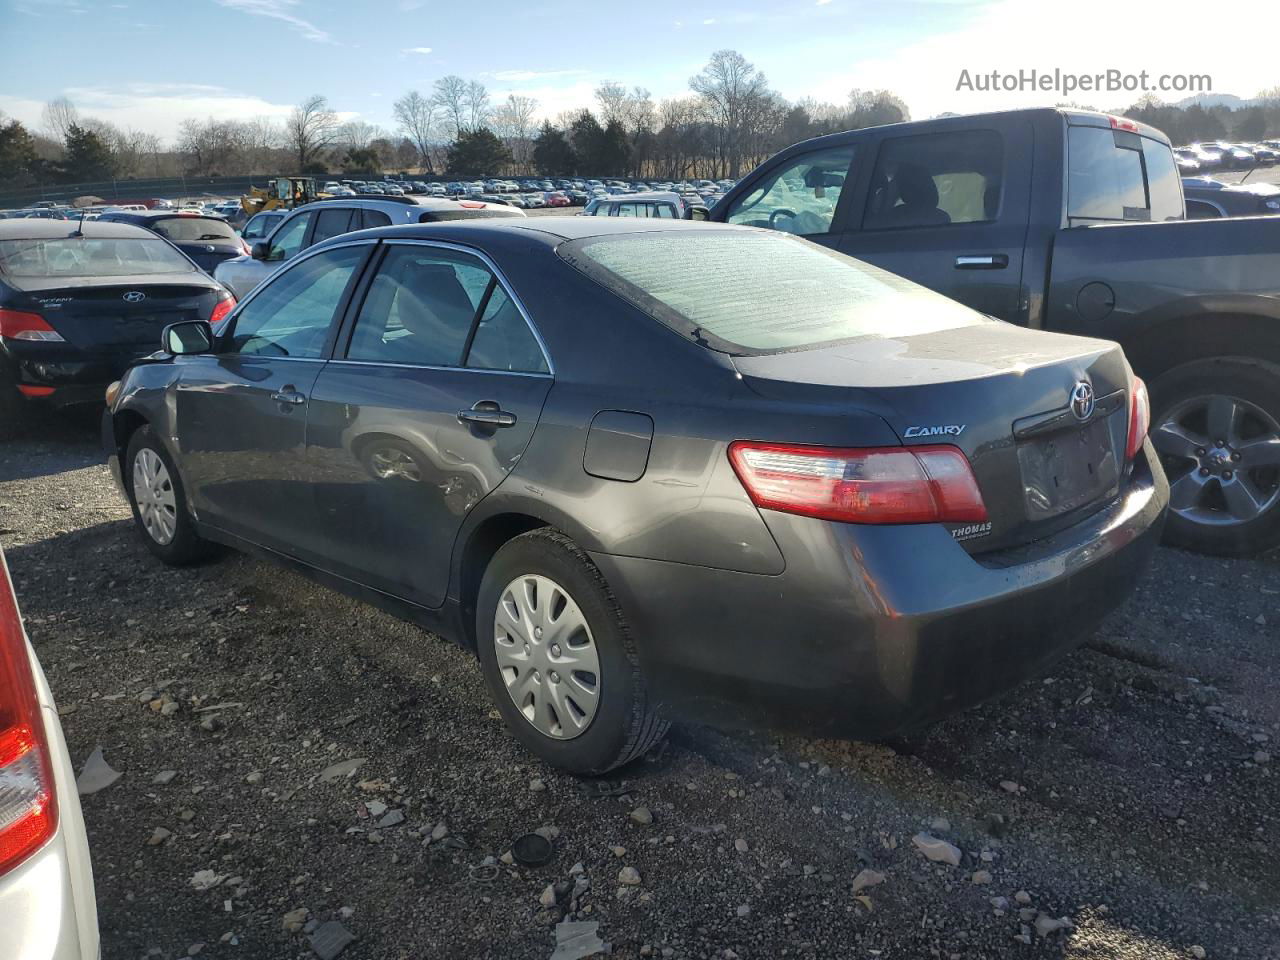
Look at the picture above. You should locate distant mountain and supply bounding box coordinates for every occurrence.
[1173,93,1259,110]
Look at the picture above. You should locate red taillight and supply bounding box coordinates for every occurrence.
[209,295,236,330]
[0,554,58,876]
[15,385,54,398]
[728,441,988,525]
[0,309,65,343]
[1126,377,1150,462]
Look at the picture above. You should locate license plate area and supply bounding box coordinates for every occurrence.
[1016,417,1119,521]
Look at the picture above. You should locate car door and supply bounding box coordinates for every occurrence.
[173,241,373,553]
[838,120,1031,322]
[304,240,554,608]
[719,142,860,250]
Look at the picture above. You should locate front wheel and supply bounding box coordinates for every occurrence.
[476,529,667,774]
[1149,357,1280,556]
[125,425,215,565]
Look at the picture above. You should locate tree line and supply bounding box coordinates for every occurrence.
[4,53,1280,190]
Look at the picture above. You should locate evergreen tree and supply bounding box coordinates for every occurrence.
[61,124,115,182]
[0,119,41,186]
[532,122,576,175]
[444,128,512,176]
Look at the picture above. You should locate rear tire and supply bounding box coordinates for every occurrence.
[125,425,214,565]
[1149,357,1280,556]
[476,528,667,774]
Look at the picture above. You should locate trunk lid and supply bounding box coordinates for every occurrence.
[733,324,1132,552]
[28,278,221,357]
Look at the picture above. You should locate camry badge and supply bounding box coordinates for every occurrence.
[904,424,966,438]
[122,291,146,303]
[1070,381,1095,421]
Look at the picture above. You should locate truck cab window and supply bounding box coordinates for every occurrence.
[1066,126,1182,223]
[863,130,1004,230]
[724,145,856,237]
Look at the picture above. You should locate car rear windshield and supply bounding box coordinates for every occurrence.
[147,216,237,242]
[0,236,195,286]
[557,230,986,354]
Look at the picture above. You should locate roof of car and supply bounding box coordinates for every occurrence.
[0,217,156,240]
[99,210,225,222]
[310,216,731,255]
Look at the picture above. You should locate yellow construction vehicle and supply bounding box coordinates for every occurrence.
[238,177,321,219]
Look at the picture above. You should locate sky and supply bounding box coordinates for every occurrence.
[0,0,1274,143]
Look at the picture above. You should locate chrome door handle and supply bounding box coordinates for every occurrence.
[955,254,1009,269]
[457,402,516,428]
[271,389,306,405]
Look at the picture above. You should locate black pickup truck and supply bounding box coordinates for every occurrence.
[712,107,1280,556]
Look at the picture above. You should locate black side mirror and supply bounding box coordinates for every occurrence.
[686,206,709,221]
[162,320,214,355]
[251,241,269,261]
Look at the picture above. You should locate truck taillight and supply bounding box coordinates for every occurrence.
[0,554,58,877]
[0,309,65,342]
[728,441,988,525]
[1126,377,1150,462]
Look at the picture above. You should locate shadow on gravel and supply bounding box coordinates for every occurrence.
[0,405,104,482]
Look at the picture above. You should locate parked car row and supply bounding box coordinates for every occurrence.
[1174,140,1280,172]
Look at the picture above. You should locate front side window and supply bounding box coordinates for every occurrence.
[345,246,492,366]
[266,211,313,261]
[311,207,354,245]
[864,130,1003,230]
[226,245,365,358]
[724,145,856,236]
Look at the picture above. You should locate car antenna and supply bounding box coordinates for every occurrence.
[71,207,86,237]
[1239,161,1256,185]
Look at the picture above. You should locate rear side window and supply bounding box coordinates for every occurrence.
[559,229,986,355]
[1067,126,1184,223]
[466,285,549,373]
[345,246,491,366]
[359,210,393,229]
[864,130,1003,229]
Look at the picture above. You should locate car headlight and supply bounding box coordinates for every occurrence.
[1265,200,1280,210]
[105,380,120,409]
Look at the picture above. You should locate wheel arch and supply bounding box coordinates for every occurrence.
[452,510,553,650]
[1119,308,1280,381]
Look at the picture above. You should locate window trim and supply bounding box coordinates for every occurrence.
[215,238,378,359]
[332,238,554,378]
[860,128,1005,233]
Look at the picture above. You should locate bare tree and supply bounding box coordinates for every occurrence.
[285,94,339,171]
[432,76,468,139]
[41,97,80,143]
[595,82,630,126]
[690,50,775,177]
[464,80,491,133]
[491,94,538,170]
[393,90,437,173]
[338,120,382,151]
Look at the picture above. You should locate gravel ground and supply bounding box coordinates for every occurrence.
[1,410,1277,960]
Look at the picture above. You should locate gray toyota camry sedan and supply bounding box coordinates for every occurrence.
[104,218,1168,774]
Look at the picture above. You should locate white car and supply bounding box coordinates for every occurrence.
[0,548,99,960]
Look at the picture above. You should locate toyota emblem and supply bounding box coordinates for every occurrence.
[122,291,146,303]
[1070,381,1095,421]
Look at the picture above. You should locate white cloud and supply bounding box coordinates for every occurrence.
[803,0,1275,118]
[816,0,832,5]
[401,46,432,55]
[213,0,332,44]
[702,17,716,24]
[485,69,589,84]
[0,85,304,143]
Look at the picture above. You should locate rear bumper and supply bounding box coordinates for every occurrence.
[590,451,1168,738]
[2,344,118,409]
